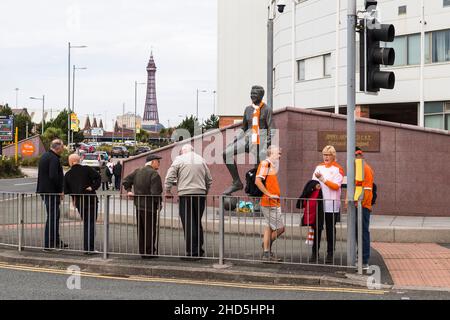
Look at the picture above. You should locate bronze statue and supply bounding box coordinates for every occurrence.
[222,85,275,195]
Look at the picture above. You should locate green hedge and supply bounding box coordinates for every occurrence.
[20,156,41,167]
[0,156,23,178]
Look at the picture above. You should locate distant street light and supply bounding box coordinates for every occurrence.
[196,89,208,120]
[68,42,87,146]
[14,88,19,108]
[30,95,45,135]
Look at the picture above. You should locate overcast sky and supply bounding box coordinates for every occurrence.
[0,0,217,131]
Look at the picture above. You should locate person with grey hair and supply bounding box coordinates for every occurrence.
[122,154,163,259]
[165,144,213,259]
[37,139,68,251]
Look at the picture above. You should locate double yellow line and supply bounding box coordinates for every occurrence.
[0,262,388,295]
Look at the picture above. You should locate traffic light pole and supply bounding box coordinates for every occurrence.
[346,0,357,267]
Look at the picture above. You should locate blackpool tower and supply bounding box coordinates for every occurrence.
[142,52,160,131]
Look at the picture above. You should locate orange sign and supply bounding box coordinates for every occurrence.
[21,142,35,157]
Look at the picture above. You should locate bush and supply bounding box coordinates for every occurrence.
[96,145,113,155]
[0,156,23,178]
[20,156,41,167]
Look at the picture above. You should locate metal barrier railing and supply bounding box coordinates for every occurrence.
[0,192,363,272]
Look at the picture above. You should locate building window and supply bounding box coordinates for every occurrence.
[444,0,450,7]
[424,102,450,130]
[298,60,305,81]
[391,36,407,66]
[398,5,407,15]
[408,34,421,65]
[324,53,332,76]
[432,29,450,63]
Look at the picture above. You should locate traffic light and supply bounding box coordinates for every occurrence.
[359,7,396,93]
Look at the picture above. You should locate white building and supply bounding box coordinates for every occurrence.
[218,0,450,130]
[116,112,142,130]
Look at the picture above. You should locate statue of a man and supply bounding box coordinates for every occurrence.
[222,85,275,195]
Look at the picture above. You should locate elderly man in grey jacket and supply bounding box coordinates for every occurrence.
[165,144,213,259]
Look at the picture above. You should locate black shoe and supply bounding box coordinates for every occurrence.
[58,241,69,249]
[326,253,334,264]
[141,255,157,260]
[42,248,55,253]
[310,252,318,263]
[84,250,100,256]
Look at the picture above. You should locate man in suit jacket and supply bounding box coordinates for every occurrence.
[36,139,67,251]
[122,154,163,259]
[64,154,101,254]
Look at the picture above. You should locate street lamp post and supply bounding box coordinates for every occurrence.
[196,89,207,120]
[30,95,45,135]
[72,65,87,144]
[134,81,145,146]
[212,90,217,115]
[15,88,19,108]
[68,42,87,147]
[122,103,125,143]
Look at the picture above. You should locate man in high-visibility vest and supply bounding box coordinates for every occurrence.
[355,147,374,269]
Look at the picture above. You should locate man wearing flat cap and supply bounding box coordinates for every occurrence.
[122,154,163,259]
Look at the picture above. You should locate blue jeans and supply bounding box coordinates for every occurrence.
[42,195,61,248]
[356,207,371,264]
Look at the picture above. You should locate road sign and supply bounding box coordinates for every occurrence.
[91,128,104,137]
[0,116,14,142]
[21,142,35,157]
[70,113,79,131]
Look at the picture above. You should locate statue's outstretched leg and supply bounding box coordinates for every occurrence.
[222,138,246,195]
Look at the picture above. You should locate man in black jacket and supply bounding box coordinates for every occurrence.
[113,161,122,191]
[64,154,101,253]
[123,154,163,259]
[36,139,67,250]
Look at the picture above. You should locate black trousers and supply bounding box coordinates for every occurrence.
[114,176,121,190]
[312,212,340,255]
[74,195,98,252]
[42,195,61,249]
[179,195,206,257]
[136,207,158,255]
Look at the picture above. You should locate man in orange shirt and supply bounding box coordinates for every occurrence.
[355,147,374,269]
[255,145,285,262]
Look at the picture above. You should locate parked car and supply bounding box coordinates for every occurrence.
[124,140,136,147]
[81,153,107,170]
[89,142,101,148]
[134,146,152,156]
[79,143,95,154]
[94,151,110,162]
[111,146,129,158]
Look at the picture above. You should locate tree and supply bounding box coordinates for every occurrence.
[202,114,219,131]
[137,129,150,143]
[41,127,66,150]
[0,104,12,116]
[14,114,33,141]
[176,115,201,139]
[45,109,84,144]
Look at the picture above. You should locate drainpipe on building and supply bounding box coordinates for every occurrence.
[267,1,274,110]
[291,1,298,108]
[419,0,425,127]
[335,0,341,114]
